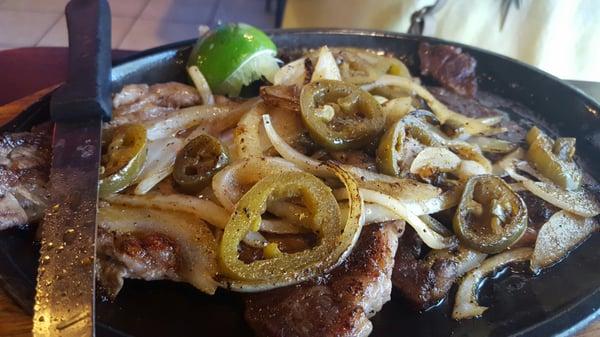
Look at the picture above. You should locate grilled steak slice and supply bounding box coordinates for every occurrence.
[512,190,560,248]
[392,228,457,310]
[419,42,477,97]
[244,221,402,337]
[0,124,50,230]
[110,82,201,127]
[429,87,497,119]
[427,86,530,146]
[392,227,487,310]
[97,228,182,297]
[392,192,559,310]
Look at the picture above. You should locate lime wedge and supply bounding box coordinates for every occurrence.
[188,23,279,96]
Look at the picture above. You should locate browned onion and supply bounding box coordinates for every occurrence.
[452,247,532,320]
[530,210,598,273]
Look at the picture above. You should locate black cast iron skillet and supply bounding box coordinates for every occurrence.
[1,29,599,337]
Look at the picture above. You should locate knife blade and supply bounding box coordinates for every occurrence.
[33,0,112,336]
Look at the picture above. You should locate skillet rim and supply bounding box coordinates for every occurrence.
[113,28,600,109]
[0,28,598,337]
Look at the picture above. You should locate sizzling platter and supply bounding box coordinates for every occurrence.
[0,29,599,337]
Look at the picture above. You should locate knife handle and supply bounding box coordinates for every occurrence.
[50,0,112,122]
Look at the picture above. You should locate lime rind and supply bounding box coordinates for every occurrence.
[188,23,279,96]
[218,49,280,96]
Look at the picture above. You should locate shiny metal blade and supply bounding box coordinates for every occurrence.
[33,119,102,337]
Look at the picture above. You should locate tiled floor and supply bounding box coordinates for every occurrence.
[0,0,275,51]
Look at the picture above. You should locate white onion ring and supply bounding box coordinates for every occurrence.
[383,96,413,126]
[144,98,258,140]
[358,189,456,249]
[103,192,229,228]
[135,138,183,195]
[409,146,462,176]
[234,103,271,159]
[271,200,399,229]
[187,66,214,105]
[334,187,460,216]
[260,219,306,234]
[506,165,600,217]
[262,114,330,176]
[267,200,312,228]
[263,113,452,200]
[362,203,399,224]
[212,157,301,210]
[103,192,294,244]
[492,148,525,177]
[361,75,505,136]
[452,247,532,320]
[477,115,503,126]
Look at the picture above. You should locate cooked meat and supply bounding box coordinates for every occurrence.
[260,85,300,112]
[110,82,201,126]
[391,192,560,309]
[512,190,560,248]
[244,221,402,337]
[519,190,560,229]
[392,228,458,310]
[286,131,318,156]
[0,192,28,229]
[429,87,497,119]
[303,57,314,84]
[419,42,477,97]
[112,83,148,107]
[238,243,264,265]
[263,232,316,253]
[96,256,128,298]
[97,228,182,297]
[0,124,51,230]
[429,86,527,147]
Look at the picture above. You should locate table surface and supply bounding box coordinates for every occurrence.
[0,47,598,337]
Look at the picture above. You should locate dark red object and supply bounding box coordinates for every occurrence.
[0,48,134,106]
[419,42,478,97]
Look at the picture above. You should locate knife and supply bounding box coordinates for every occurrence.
[32,0,111,336]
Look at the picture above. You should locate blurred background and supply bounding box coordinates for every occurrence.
[0,0,277,51]
[0,0,598,81]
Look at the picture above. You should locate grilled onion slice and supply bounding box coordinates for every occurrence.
[212,156,300,211]
[361,75,505,136]
[505,163,600,217]
[530,211,598,273]
[452,247,532,320]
